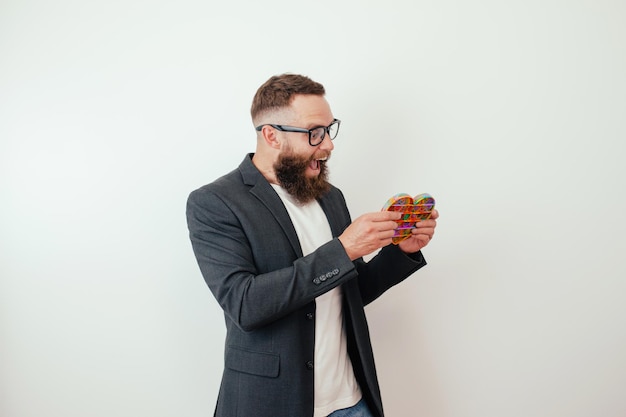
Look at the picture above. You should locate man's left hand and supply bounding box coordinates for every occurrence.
[398,209,439,254]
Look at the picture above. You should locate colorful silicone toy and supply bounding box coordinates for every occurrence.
[382,193,436,244]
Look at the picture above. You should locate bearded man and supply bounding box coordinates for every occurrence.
[186,73,438,417]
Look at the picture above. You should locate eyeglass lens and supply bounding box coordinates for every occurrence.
[310,121,339,145]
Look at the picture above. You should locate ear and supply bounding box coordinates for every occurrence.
[260,125,281,149]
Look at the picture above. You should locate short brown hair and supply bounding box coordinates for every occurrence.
[250,73,325,122]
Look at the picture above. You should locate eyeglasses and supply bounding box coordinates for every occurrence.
[255,119,341,146]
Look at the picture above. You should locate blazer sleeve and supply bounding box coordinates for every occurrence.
[186,186,359,332]
[354,245,427,306]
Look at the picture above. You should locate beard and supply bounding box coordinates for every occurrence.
[274,150,331,204]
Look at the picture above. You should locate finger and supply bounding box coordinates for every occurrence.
[411,226,435,238]
[369,211,402,221]
[414,218,436,229]
[374,227,399,241]
[370,219,403,233]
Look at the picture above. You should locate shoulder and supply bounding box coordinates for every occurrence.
[188,154,257,202]
[190,167,242,197]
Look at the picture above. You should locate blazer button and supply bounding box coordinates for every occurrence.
[306,312,314,320]
[305,360,314,370]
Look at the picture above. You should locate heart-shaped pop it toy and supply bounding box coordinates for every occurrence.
[382,193,436,244]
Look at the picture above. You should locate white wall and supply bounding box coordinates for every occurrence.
[2,0,625,416]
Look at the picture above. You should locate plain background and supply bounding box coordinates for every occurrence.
[1,0,625,416]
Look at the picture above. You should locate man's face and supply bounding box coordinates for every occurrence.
[273,95,336,203]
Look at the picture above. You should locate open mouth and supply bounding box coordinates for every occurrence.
[309,156,327,171]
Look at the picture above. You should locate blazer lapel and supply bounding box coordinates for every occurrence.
[239,154,303,257]
[318,195,344,238]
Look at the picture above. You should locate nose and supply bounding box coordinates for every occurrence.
[318,133,334,151]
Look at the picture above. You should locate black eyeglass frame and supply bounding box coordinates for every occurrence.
[255,119,341,146]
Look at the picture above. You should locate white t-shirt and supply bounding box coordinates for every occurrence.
[271,185,362,417]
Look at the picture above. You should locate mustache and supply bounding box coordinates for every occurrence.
[311,150,331,161]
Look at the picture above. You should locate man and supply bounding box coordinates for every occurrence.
[186,73,438,417]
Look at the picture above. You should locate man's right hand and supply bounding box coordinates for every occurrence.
[338,211,402,260]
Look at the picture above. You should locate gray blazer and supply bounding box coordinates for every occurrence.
[186,154,426,417]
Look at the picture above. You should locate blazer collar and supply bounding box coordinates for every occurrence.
[239,153,265,186]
